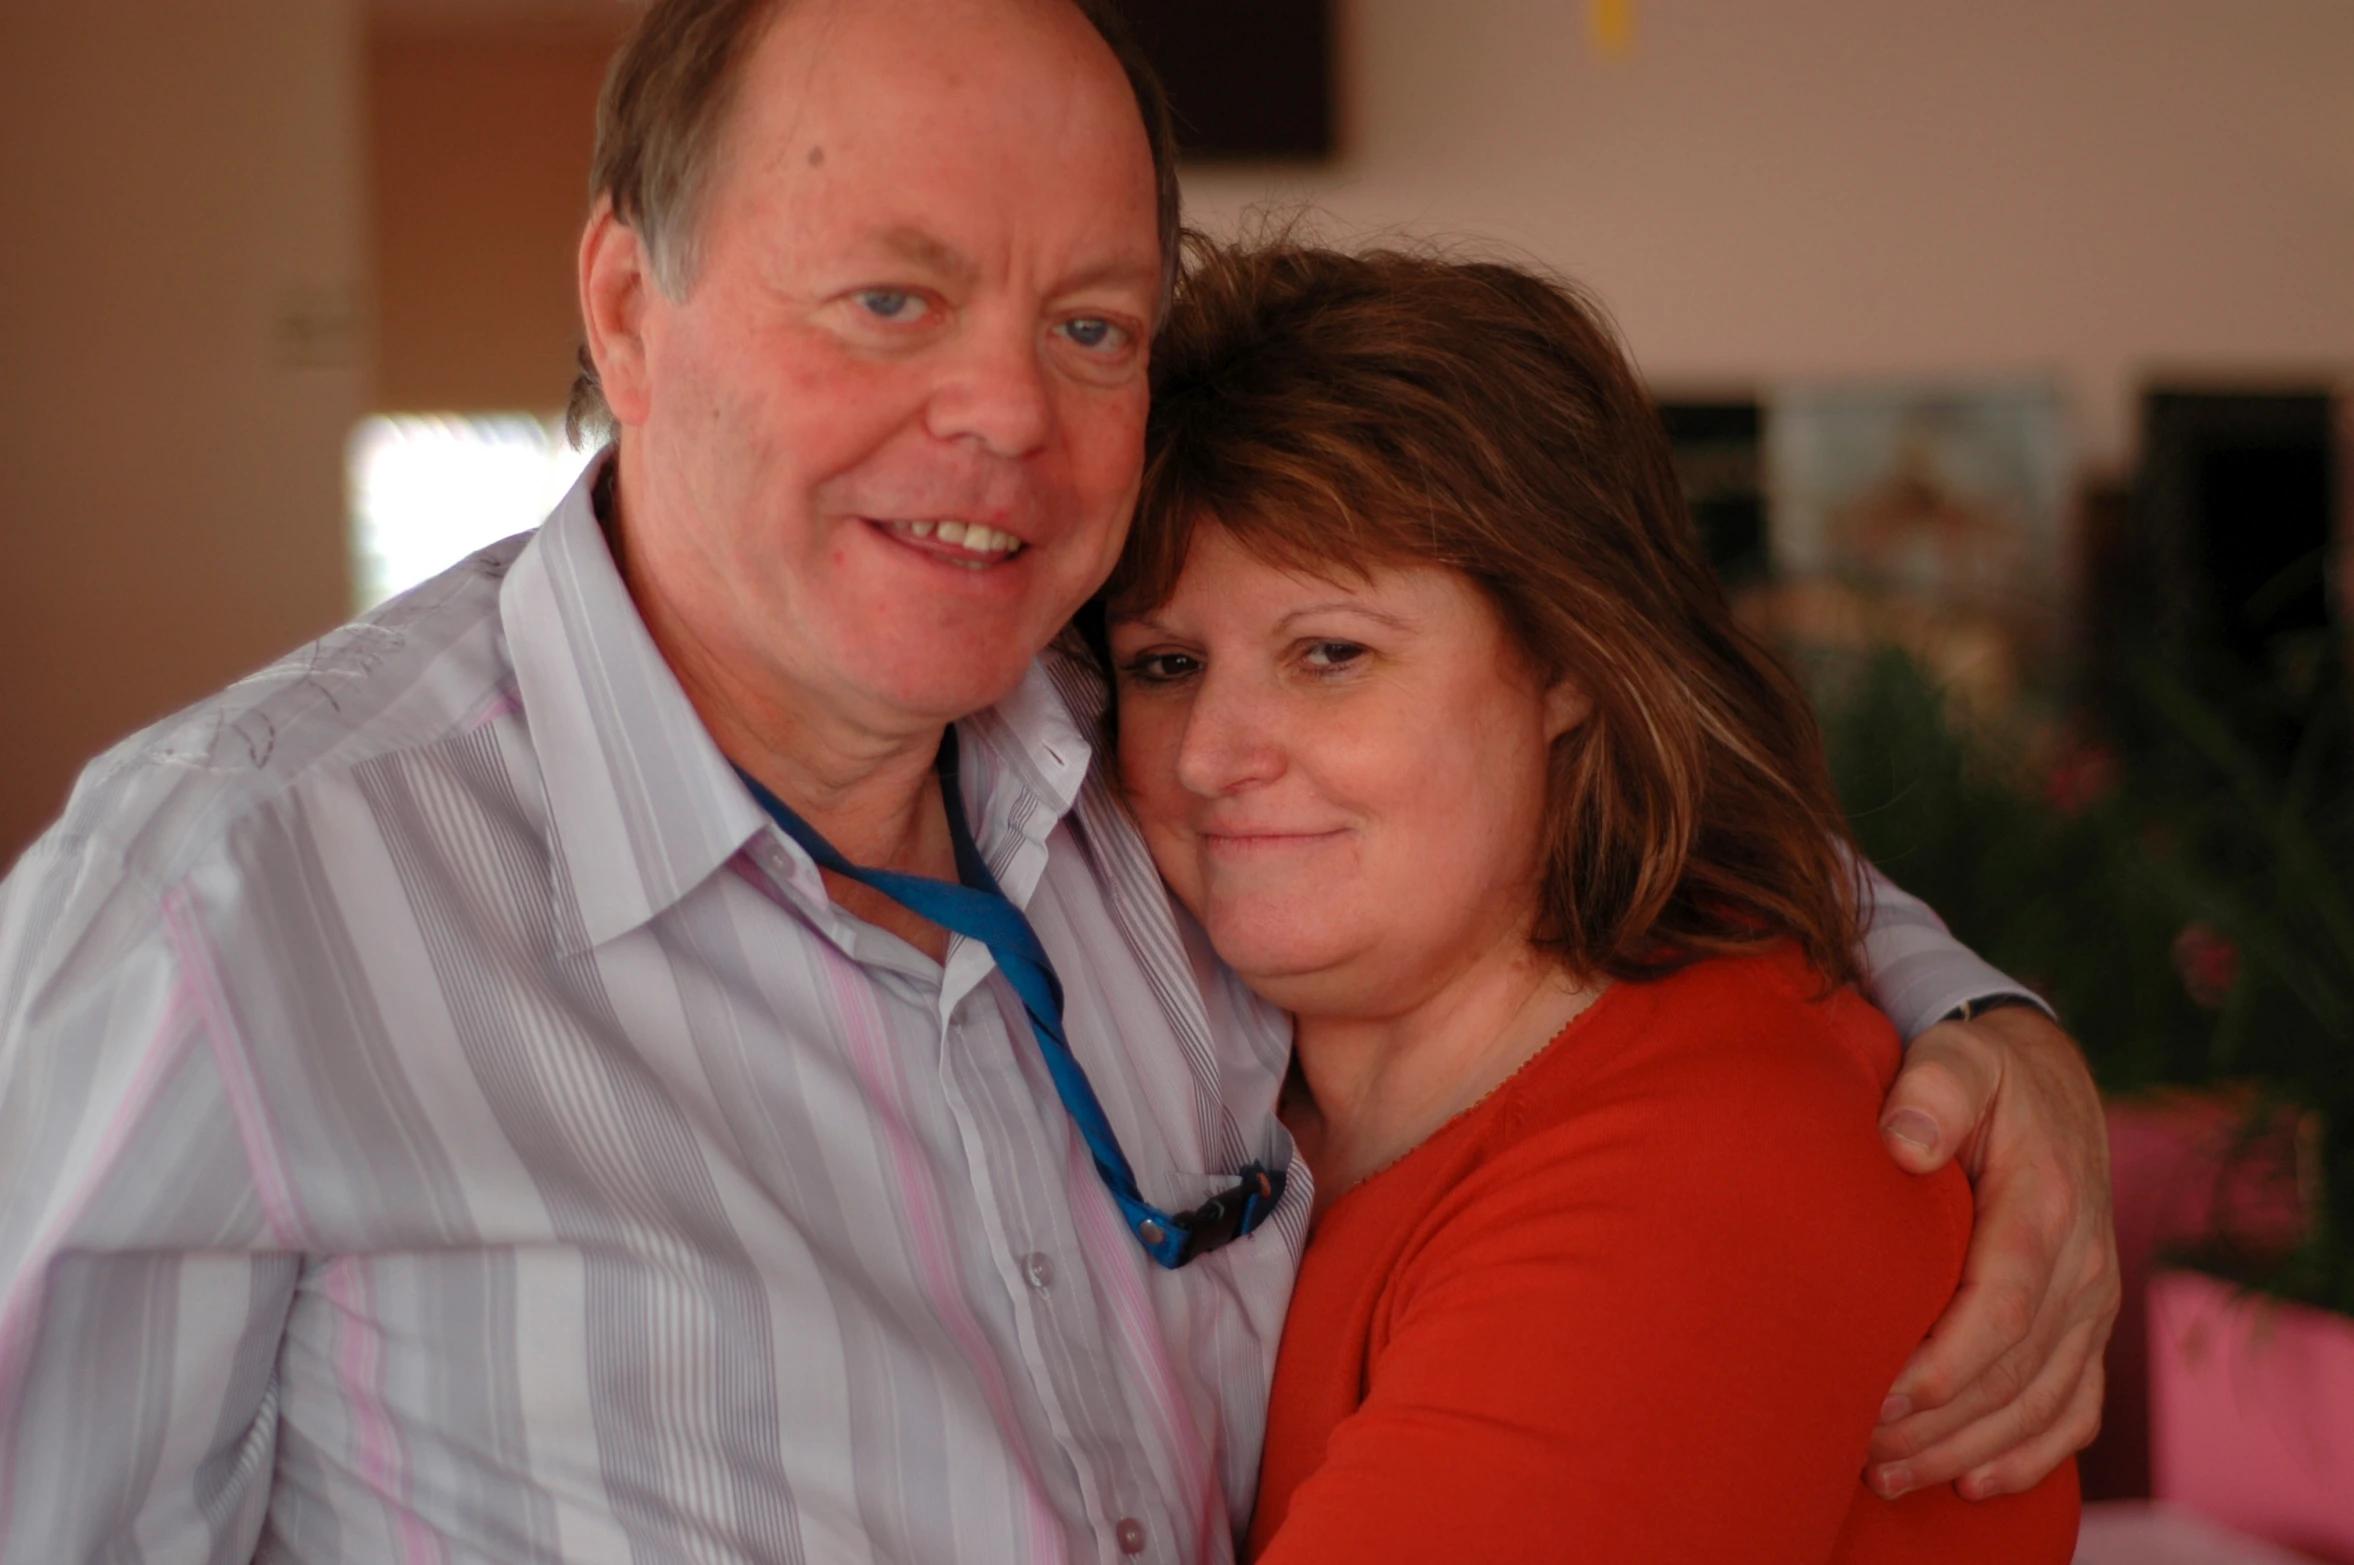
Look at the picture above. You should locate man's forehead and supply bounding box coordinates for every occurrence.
[720,0,1160,286]
[748,0,1128,136]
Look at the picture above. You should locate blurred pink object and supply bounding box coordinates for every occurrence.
[2150,1270,2354,1562]
[2083,1091,2312,1501]
[2044,732,2121,815]
[2075,1500,2324,1564]
[2171,923,2243,1010]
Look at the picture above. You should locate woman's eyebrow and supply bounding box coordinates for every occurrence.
[1275,601,1416,632]
[1106,611,1182,640]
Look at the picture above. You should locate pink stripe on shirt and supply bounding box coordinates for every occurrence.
[817,940,1068,1562]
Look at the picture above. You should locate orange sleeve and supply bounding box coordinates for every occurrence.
[1253,1007,1980,1565]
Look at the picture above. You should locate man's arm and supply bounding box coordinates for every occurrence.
[0,835,295,1561]
[1853,865,2120,1501]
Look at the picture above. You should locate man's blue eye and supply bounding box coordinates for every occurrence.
[858,290,921,320]
[1063,318,1118,350]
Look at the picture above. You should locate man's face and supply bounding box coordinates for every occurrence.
[604,0,1162,734]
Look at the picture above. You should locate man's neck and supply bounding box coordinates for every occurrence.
[602,460,961,957]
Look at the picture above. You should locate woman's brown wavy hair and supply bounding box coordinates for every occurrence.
[1101,235,1864,987]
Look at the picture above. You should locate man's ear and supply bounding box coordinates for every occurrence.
[580,199,657,428]
[1542,677,1591,742]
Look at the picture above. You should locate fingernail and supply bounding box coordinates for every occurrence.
[1872,1466,1912,1499]
[1959,1471,1993,1502]
[1878,1393,1911,1424]
[1882,1110,1939,1154]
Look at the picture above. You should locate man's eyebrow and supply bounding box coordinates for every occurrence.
[876,226,978,283]
[1056,255,1162,298]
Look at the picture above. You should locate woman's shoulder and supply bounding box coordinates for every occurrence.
[1299,949,2025,1565]
[1435,943,1970,1308]
[1495,944,1906,1143]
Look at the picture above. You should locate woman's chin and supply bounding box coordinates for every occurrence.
[1200,920,1364,1013]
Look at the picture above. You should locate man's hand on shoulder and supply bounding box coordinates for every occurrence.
[1866,1004,2119,1501]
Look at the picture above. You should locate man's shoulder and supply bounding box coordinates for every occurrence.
[24,537,534,903]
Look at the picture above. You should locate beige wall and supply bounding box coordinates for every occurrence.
[359,0,2354,454]
[6,0,2349,864]
[0,1,369,867]
[370,13,625,411]
[1185,0,2354,469]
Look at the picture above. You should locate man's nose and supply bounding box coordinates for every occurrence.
[1173,673,1285,798]
[926,315,1053,458]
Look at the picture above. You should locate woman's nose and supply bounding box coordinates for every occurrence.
[1172,674,1285,797]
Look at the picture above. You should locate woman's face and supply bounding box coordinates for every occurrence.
[1109,524,1587,1020]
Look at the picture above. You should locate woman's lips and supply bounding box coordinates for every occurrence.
[1197,828,1351,855]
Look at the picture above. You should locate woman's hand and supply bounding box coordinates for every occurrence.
[1866,1005,2120,1500]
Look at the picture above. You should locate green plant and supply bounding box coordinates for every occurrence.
[1816,649,2210,1084]
[1812,643,2354,1314]
[2121,651,2353,1312]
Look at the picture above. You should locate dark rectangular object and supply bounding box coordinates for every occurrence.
[1112,0,1334,161]
[1658,399,1769,589]
[2136,389,2338,668]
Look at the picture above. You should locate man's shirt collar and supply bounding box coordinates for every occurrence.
[500,458,1098,951]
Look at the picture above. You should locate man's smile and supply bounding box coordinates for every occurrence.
[870,516,1030,569]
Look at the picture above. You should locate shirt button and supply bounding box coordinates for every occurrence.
[1021,1251,1056,1291]
[1115,1518,1147,1555]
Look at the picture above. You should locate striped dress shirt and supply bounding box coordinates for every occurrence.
[0,466,2026,1564]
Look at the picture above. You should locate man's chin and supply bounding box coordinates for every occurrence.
[860,643,1051,730]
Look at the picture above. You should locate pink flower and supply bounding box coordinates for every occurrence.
[2171,923,2240,1010]
[2045,733,2121,815]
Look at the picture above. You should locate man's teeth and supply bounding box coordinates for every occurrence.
[895,520,1023,557]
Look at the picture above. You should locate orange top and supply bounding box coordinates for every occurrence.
[1248,947,2079,1563]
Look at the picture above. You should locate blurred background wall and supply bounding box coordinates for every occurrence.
[370,3,624,411]
[1184,0,2354,472]
[1,0,2349,860]
[0,0,368,865]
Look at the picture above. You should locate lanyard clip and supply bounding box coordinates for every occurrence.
[1171,1164,1288,1266]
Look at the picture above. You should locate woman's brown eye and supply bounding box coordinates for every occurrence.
[1123,653,1201,683]
[1304,642,1367,670]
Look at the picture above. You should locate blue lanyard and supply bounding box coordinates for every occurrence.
[733,734,1286,1270]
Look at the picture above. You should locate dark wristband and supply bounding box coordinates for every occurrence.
[1939,993,2045,1025]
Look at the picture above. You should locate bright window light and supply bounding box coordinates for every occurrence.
[348,413,596,610]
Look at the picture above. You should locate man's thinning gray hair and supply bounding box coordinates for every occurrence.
[565,0,1183,446]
